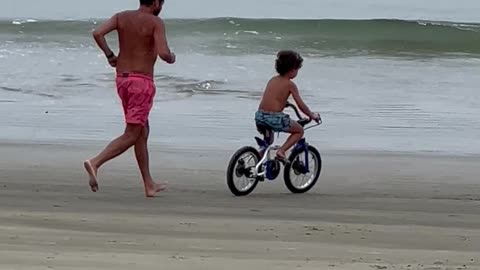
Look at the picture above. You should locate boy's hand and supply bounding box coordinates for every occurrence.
[310,113,321,123]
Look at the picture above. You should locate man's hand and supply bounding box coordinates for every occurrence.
[107,54,117,67]
[166,52,176,64]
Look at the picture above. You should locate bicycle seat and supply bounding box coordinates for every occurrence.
[256,123,271,134]
[256,123,274,146]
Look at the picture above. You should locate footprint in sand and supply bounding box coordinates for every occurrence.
[370,265,387,270]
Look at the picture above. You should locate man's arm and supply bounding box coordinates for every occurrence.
[290,83,317,120]
[153,18,175,64]
[92,14,118,59]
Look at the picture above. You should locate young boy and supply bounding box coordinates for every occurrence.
[255,50,320,160]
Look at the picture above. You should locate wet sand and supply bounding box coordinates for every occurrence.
[1,142,480,269]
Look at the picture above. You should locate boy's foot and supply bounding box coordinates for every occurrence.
[83,160,99,192]
[275,151,290,165]
[276,150,286,160]
[144,182,168,197]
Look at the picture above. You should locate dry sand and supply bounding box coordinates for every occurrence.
[1,142,480,269]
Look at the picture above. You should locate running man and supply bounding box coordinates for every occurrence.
[84,0,175,197]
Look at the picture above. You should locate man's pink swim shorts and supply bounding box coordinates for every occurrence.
[115,72,156,126]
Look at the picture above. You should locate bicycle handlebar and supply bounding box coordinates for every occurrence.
[285,102,303,120]
[285,101,322,127]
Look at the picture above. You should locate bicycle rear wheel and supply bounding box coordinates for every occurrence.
[226,146,261,196]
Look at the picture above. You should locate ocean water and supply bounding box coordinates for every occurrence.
[1,1,480,155]
[2,0,480,22]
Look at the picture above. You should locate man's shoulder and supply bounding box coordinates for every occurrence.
[116,10,135,17]
[151,16,164,26]
[143,15,164,29]
[117,10,163,24]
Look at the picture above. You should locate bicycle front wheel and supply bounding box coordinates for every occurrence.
[284,145,322,193]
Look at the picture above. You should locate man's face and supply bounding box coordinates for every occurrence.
[153,0,164,16]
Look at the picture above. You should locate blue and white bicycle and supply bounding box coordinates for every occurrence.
[226,102,323,196]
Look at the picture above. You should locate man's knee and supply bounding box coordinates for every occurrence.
[140,127,150,142]
[124,124,144,143]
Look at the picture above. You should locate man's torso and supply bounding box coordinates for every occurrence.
[116,10,158,77]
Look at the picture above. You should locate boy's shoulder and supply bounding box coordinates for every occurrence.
[264,76,296,95]
[269,75,295,86]
[278,77,297,92]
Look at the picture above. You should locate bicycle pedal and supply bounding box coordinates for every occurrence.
[275,157,290,165]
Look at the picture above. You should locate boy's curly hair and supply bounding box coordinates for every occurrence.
[140,0,164,5]
[275,50,303,76]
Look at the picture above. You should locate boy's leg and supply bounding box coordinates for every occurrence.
[84,124,143,192]
[277,120,304,160]
[133,120,167,197]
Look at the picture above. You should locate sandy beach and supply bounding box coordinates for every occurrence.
[0,142,479,269]
[2,0,480,268]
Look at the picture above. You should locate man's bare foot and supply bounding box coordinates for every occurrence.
[144,182,168,198]
[83,160,99,192]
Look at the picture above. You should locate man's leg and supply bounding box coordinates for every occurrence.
[84,124,143,192]
[277,121,304,160]
[133,121,167,197]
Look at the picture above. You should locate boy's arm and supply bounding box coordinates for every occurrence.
[153,18,175,64]
[92,13,118,60]
[290,83,317,120]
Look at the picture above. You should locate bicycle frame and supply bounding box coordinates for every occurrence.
[253,143,280,177]
[253,136,311,177]
[295,138,309,172]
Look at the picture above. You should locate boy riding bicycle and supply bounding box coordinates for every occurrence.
[255,50,320,160]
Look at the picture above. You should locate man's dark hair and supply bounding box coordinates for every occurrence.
[140,0,164,6]
[275,50,303,76]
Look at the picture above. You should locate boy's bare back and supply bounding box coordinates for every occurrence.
[258,76,294,112]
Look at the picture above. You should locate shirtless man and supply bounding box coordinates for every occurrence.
[83,0,175,197]
[255,50,320,160]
